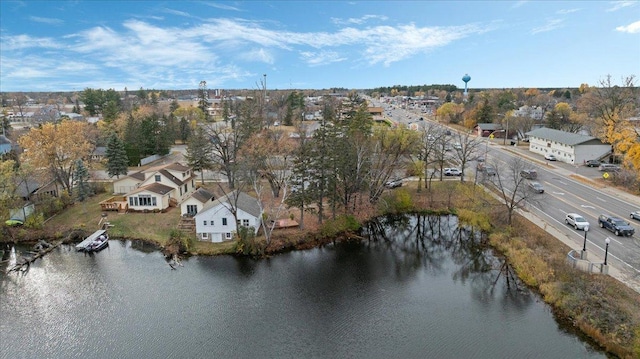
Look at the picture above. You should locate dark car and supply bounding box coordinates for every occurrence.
[528,181,544,193]
[585,159,601,167]
[598,214,635,236]
[520,169,538,180]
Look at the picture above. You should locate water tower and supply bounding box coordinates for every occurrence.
[462,73,471,98]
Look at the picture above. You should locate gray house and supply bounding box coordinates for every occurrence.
[525,127,611,164]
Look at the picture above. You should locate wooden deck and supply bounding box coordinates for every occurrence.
[100,196,128,212]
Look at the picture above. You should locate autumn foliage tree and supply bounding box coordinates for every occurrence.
[18,120,94,193]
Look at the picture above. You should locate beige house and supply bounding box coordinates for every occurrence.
[180,187,215,217]
[106,162,196,212]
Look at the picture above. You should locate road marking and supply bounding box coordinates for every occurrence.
[552,192,565,195]
[596,197,606,202]
[581,205,595,209]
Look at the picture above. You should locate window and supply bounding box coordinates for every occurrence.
[203,220,207,225]
[184,184,187,193]
[225,233,232,239]
[222,218,228,226]
[138,195,153,206]
[201,233,209,240]
[155,175,161,182]
[242,219,250,227]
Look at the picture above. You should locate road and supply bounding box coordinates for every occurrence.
[369,95,640,292]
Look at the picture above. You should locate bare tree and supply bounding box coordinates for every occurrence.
[451,131,484,182]
[488,157,544,225]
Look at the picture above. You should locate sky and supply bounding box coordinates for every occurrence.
[1,1,639,92]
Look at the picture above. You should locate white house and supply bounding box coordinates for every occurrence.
[525,127,611,165]
[194,190,262,243]
[112,162,196,212]
[180,187,215,217]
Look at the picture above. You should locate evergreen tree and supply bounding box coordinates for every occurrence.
[73,159,92,202]
[106,133,129,179]
[185,127,214,184]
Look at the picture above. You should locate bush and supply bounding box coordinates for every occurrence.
[319,215,360,238]
[24,212,45,229]
[379,188,414,214]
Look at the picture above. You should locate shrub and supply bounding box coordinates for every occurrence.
[24,212,44,229]
[379,188,414,214]
[319,215,360,238]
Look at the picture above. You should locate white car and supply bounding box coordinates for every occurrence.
[444,168,462,176]
[631,211,640,221]
[565,213,590,230]
[544,153,557,161]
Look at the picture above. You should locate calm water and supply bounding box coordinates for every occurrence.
[0,215,605,359]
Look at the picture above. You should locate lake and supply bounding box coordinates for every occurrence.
[0,215,605,358]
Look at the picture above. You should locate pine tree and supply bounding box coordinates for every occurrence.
[106,133,129,179]
[73,159,92,202]
[185,127,214,184]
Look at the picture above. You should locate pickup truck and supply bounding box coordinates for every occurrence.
[598,214,635,236]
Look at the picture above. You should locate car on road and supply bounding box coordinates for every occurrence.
[598,214,635,236]
[480,165,496,176]
[528,181,545,193]
[444,168,462,176]
[520,169,538,179]
[630,211,640,221]
[544,153,557,161]
[565,213,590,230]
[384,179,403,189]
[585,159,601,167]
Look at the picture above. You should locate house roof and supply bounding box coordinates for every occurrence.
[191,187,214,203]
[200,190,262,218]
[525,127,604,146]
[129,171,146,181]
[475,123,502,131]
[128,182,174,196]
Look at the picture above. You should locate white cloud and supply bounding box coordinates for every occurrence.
[30,16,64,25]
[557,8,580,14]
[606,1,637,12]
[240,48,275,64]
[331,14,388,25]
[0,34,62,50]
[299,50,347,66]
[616,20,640,33]
[531,19,564,34]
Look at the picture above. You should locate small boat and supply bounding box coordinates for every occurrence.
[75,229,109,252]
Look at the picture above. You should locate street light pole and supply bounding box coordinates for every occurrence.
[604,237,611,266]
[581,226,589,259]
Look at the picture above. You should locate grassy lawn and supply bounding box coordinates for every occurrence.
[46,193,184,246]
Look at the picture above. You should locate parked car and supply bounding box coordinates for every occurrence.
[453,143,462,150]
[520,169,538,180]
[585,159,601,167]
[528,181,545,193]
[544,153,557,161]
[444,168,462,176]
[598,163,620,172]
[598,214,635,236]
[630,211,640,221]
[384,180,403,189]
[565,213,590,230]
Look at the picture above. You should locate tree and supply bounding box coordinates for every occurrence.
[73,159,92,202]
[436,102,464,124]
[185,127,214,184]
[18,120,94,193]
[105,133,129,179]
[488,157,543,225]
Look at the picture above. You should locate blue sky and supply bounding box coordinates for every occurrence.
[1,1,639,92]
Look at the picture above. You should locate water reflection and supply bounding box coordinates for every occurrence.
[0,215,605,359]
